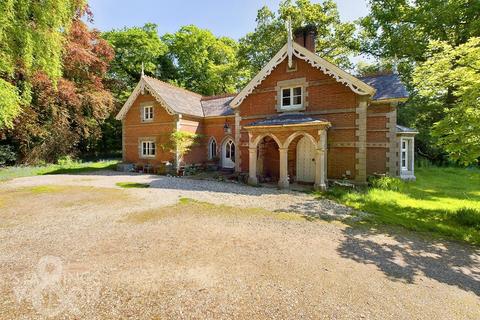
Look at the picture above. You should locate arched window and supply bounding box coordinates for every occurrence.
[208,137,217,160]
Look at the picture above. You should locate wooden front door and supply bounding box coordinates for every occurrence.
[296,136,316,182]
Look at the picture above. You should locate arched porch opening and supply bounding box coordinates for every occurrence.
[256,136,280,183]
[284,132,318,184]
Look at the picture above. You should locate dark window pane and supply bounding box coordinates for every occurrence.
[282,88,291,97]
[293,96,302,105]
[282,97,291,106]
[293,87,302,96]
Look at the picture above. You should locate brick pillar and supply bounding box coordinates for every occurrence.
[234,111,241,172]
[355,97,368,183]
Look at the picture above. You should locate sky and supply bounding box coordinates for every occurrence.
[87,0,369,39]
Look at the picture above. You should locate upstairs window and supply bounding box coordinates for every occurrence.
[141,141,156,157]
[281,86,303,110]
[143,105,154,121]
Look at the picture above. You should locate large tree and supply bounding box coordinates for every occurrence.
[360,0,480,163]
[412,38,480,165]
[238,0,359,76]
[102,23,170,102]
[10,14,115,163]
[0,0,85,129]
[163,25,245,96]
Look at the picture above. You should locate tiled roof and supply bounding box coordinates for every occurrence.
[142,76,204,117]
[201,95,235,117]
[396,124,418,133]
[246,114,328,127]
[143,76,236,117]
[359,74,409,101]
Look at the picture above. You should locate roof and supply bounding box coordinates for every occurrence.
[245,114,329,127]
[360,74,409,101]
[396,124,418,134]
[115,76,237,119]
[230,42,376,108]
[201,95,235,117]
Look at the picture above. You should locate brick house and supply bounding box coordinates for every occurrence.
[116,27,417,189]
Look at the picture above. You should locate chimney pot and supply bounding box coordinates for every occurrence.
[293,25,317,53]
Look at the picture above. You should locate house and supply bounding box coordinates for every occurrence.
[115,26,417,189]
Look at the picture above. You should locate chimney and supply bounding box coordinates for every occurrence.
[293,25,317,53]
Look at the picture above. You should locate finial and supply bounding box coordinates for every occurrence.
[141,62,145,77]
[286,18,293,68]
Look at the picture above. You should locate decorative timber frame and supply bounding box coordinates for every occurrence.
[230,42,376,108]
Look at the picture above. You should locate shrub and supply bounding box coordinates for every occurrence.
[57,155,77,166]
[0,145,16,166]
[454,208,480,229]
[370,176,404,192]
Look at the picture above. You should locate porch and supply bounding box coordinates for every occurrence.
[244,114,331,190]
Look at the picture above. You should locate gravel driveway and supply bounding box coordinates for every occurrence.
[0,171,478,319]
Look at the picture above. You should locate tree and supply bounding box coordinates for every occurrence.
[11,15,115,163]
[163,25,245,95]
[102,23,170,101]
[360,0,480,66]
[0,0,85,129]
[238,0,359,76]
[412,38,480,165]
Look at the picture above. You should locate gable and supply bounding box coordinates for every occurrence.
[230,42,375,108]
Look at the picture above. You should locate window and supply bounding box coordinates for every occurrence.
[208,138,217,160]
[281,86,302,109]
[141,141,156,157]
[225,140,235,162]
[401,140,407,170]
[143,105,154,121]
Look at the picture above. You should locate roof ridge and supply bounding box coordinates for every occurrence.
[142,75,202,97]
[201,93,237,101]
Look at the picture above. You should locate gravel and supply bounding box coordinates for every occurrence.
[0,171,478,319]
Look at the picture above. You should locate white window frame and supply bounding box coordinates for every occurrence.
[208,137,217,160]
[141,140,156,158]
[143,105,154,121]
[400,137,414,173]
[280,86,303,111]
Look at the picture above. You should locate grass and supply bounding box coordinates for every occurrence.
[0,159,119,182]
[124,197,309,224]
[116,182,150,188]
[319,166,480,245]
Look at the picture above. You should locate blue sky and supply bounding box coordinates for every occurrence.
[88,0,369,39]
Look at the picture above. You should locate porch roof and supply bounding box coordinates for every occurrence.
[244,114,329,128]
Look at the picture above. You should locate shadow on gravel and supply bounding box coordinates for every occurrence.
[338,225,480,296]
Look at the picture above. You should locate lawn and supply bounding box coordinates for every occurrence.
[0,159,119,182]
[320,166,480,245]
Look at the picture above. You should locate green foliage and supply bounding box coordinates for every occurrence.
[369,176,404,192]
[238,0,359,76]
[413,38,480,165]
[0,145,16,166]
[321,167,480,245]
[0,160,119,182]
[163,131,201,167]
[0,79,21,128]
[453,208,480,230]
[360,0,480,65]
[103,23,169,98]
[163,25,245,95]
[0,0,85,128]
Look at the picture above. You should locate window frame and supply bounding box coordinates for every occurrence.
[280,86,303,111]
[142,105,154,122]
[208,137,217,160]
[141,140,156,158]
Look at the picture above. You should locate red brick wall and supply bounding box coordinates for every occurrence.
[238,57,360,179]
[123,94,176,166]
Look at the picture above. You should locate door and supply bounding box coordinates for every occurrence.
[296,136,316,182]
[222,139,235,169]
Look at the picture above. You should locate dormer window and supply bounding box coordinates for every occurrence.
[281,86,303,110]
[143,105,154,121]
